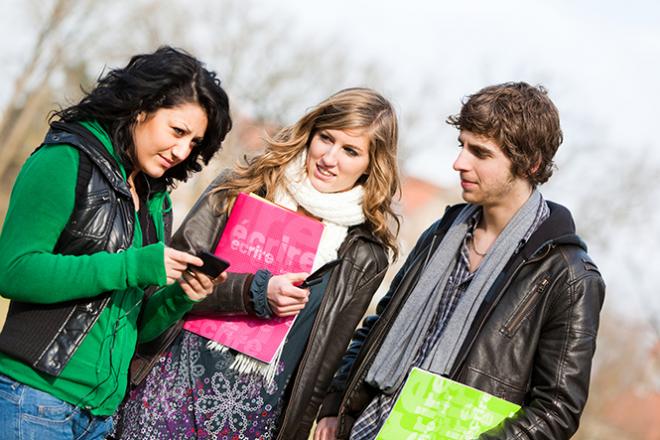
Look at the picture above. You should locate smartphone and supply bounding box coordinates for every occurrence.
[194,251,231,278]
[299,277,323,289]
[299,259,341,288]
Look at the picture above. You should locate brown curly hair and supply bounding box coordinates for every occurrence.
[212,87,401,259]
[447,82,563,186]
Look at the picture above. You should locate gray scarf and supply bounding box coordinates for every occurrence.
[365,190,542,393]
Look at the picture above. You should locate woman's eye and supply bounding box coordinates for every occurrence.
[320,133,332,142]
[172,127,184,136]
[344,147,358,157]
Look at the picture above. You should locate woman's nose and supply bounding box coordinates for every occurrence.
[172,141,193,162]
[321,145,339,165]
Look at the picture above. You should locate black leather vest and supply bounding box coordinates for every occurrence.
[0,122,139,376]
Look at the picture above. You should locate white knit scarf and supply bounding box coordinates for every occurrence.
[274,150,366,270]
[209,150,366,383]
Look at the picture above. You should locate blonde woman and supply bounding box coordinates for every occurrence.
[115,88,401,440]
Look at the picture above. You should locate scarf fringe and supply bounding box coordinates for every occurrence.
[206,340,286,386]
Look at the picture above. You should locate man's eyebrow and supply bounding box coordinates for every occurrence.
[474,143,496,155]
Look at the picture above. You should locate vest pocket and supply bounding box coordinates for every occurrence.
[83,189,112,207]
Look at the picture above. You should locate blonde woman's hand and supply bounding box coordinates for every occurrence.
[267,272,310,317]
[314,417,338,440]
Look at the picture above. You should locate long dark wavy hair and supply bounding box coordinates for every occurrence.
[51,46,232,186]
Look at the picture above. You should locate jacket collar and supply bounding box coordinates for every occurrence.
[519,201,586,260]
[435,201,586,260]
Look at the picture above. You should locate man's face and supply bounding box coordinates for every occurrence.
[453,130,531,207]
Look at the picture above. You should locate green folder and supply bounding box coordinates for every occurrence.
[375,367,520,440]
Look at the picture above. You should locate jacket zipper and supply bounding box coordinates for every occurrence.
[338,234,440,433]
[503,277,550,336]
[449,243,556,378]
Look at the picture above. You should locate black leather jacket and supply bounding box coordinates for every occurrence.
[319,202,605,440]
[130,173,390,439]
[0,122,170,376]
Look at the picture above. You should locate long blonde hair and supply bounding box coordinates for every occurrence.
[213,87,401,258]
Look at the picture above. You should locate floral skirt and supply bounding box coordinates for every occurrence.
[113,331,284,439]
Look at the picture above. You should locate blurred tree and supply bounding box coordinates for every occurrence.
[0,0,110,219]
[0,0,389,332]
[549,144,660,333]
[0,0,388,226]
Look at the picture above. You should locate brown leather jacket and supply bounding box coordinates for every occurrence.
[129,173,390,439]
[318,202,605,440]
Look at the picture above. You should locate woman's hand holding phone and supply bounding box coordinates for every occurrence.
[267,273,310,317]
[164,247,228,302]
[164,247,204,284]
[178,269,221,302]
[194,251,230,278]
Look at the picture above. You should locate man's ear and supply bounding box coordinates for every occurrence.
[529,156,542,176]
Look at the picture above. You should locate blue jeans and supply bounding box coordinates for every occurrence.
[0,373,113,440]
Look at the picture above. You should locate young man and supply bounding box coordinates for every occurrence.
[314,82,605,440]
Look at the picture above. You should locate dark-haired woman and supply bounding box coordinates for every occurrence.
[0,46,232,439]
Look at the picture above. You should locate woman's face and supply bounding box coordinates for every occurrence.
[132,102,208,178]
[306,128,370,193]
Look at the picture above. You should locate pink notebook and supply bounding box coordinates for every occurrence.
[183,192,324,363]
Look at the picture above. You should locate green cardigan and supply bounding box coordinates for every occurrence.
[0,123,195,415]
